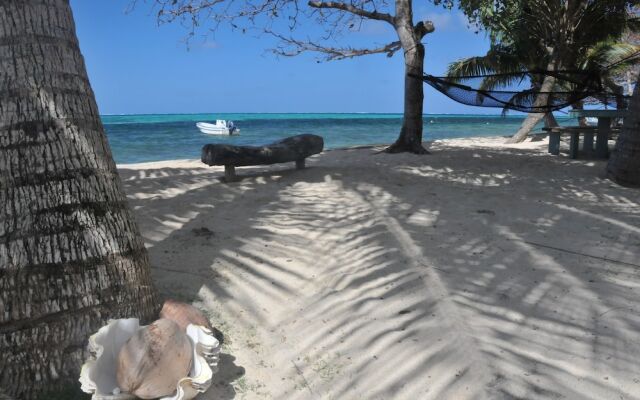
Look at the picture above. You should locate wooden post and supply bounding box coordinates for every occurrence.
[569,132,580,159]
[548,132,561,155]
[296,159,306,169]
[583,131,594,154]
[596,117,611,158]
[225,165,236,182]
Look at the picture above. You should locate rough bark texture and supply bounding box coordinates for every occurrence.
[572,101,588,127]
[508,112,546,143]
[544,112,559,128]
[607,77,640,187]
[201,134,324,166]
[507,73,557,143]
[0,1,159,398]
[385,0,428,154]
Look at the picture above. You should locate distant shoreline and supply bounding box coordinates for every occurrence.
[116,142,390,168]
[104,114,562,164]
[115,136,515,167]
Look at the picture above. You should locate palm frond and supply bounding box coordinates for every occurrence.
[478,73,527,91]
[447,56,499,78]
[584,41,640,74]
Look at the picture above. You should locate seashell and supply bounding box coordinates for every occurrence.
[117,319,192,399]
[79,318,141,400]
[80,318,221,400]
[160,299,212,331]
[162,324,221,400]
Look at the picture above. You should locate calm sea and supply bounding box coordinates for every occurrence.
[102,113,571,164]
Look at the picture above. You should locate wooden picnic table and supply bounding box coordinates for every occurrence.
[568,109,627,158]
[543,126,597,159]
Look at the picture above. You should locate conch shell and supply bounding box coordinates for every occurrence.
[160,299,212,331]
[79,318,140,400]
[117,319,192,399]
[80,318,220,400]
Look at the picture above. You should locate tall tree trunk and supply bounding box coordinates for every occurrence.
[613,84,626,111]
[572,101,588,127]
[508,112,546,143]
[385,0,428,154]
[0,1,159,398]
[507,73,557,143]
[544,112,559,128]
[603,80,627,112]
[386,44,427,154]
[607,76,640,186]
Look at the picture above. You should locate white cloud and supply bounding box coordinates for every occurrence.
[201,40,221,49]
[351,19,394,36]
[420,11,474,32]
[424,13,454,31]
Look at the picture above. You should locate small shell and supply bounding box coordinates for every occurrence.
[116,319,192,399]
[160,299,212,331]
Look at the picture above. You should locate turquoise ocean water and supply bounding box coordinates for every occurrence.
[103,113,571,164]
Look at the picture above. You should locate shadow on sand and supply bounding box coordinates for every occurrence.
[118,141,640,399]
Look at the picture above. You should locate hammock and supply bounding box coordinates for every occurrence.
[417,70,630,113]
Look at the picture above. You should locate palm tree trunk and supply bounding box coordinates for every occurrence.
[0,1,159,398]
[572,101,588,127]
[544,112,559,128]
[508,112,546,143]
[507,73,557,143]
[607,77,640,186]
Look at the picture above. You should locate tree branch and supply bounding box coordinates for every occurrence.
[268,31,402,61]
[307,1,395,25]
[414,21,435,39]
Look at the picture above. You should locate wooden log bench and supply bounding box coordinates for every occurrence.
[201,134,324,181]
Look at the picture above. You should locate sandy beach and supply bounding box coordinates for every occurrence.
[118,136,640,400]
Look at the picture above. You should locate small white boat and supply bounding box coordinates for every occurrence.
[196,120,239,135]
[585,117,598,126]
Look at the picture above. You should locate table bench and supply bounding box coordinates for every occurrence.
[543,126,621,159]
[201,134,324,181]
[543,126,596,159]
[568,109,628,158]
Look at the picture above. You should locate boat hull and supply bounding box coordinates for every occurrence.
[197,122,239,135]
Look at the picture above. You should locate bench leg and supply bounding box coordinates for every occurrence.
[569,132,579,159]
[296,159,305,170]
[548,132,560,155]
[595,117,611,159]
[583,131,594,154]
[224,165,237,182]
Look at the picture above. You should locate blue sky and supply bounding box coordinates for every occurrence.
[71,1,491,114]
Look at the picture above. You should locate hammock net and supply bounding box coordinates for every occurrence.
[418,70,629,113]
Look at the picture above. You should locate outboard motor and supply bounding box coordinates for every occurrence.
[228,120,236,135]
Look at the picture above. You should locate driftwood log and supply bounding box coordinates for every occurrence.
[201,134,324,181]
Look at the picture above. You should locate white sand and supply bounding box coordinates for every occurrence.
[118,136,640,399]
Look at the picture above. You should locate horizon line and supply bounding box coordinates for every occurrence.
[101,112,530,117]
